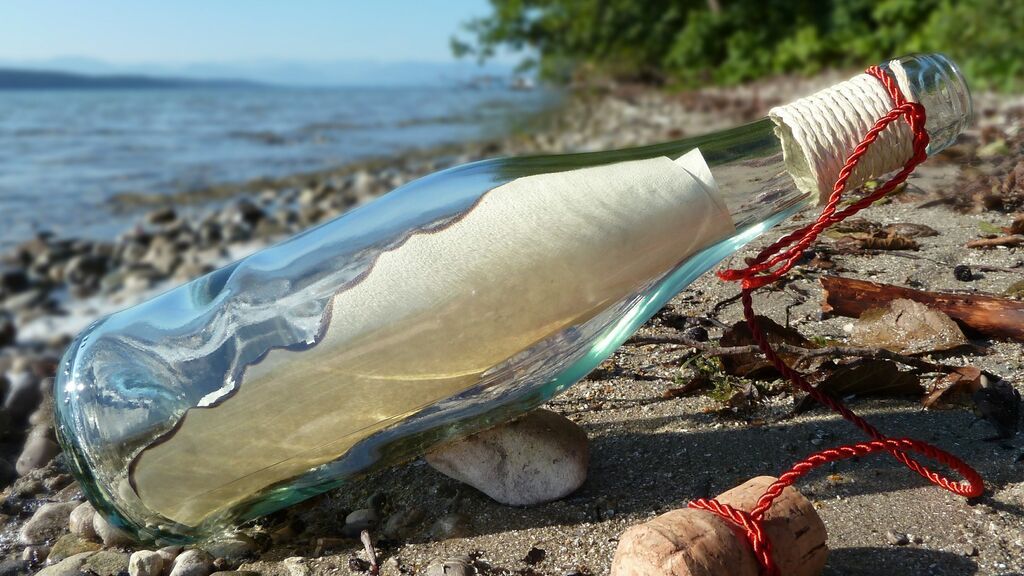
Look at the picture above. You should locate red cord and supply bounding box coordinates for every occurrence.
[690,66,985,576]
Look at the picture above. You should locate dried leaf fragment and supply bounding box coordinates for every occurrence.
[850,299,967,355]
[795,360,923,413]
[923,366,982,409]
[718,316,815,378]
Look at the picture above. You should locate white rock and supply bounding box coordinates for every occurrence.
[168,549,213,576]
[15,434,60,476]
[426,409,589,506]
[92,512,136,547]
[128,550,164,576]
[202,533,258,563]
[19,501,77,544]
[69,501,99,541]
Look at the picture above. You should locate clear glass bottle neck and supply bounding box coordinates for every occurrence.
[676,53,972,232]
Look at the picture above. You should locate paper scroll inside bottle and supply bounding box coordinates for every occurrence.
[129,150,735,526]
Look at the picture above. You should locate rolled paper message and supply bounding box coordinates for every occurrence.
[610,476,828,576]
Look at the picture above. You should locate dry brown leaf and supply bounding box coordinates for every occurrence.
[967,235,1024,249]
[882,223,939,238]
[795,360,923,413]
[663,375,712,399]
[1008,216,1024,235]
[718,316,815,379]
[922,366,982,409]
[850,299,967,355]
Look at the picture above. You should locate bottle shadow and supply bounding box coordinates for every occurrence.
[304,398,1022,572]
[824,547,978,576]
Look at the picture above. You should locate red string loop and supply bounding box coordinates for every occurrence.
[693,65,984,576]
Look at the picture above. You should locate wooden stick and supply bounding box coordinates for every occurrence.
[626,335,951,373]
[820,276,1024,341]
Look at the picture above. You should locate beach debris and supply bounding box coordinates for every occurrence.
[718,316,816,379]
[828,221,933,252]
[966,234,1024,248]
[923,366,983,410]
[425,409,588,507]
[1005,279,1024,299]
[795,361,922,413]
[610,476,827,576]
[953,264,975,282]
[849,299,967,355]
[821,276,1024,342]
[885,530,910,546]
[882,223,939,238]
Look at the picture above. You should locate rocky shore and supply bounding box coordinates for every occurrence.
[1,73,1022,575]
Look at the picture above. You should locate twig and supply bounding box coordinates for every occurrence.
[360,530,379,576]
[625,334,954,373]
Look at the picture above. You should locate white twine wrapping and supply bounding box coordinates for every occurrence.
[770,60,916,204]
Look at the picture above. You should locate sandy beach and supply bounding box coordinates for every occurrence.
[2,74,1023,575]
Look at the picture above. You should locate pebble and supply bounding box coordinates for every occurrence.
[34,551,95,576]
[203,533,259,563]
[81,550,130,576]
[129,550,165,576]
[381,506,425,539]
[424,556,474,576]
[170,549,215,576]
[953,264,974,281]
[15,434,59,475]
[147,207,178,225]
[5,368,41,418]
[342,508,379,537]
[0,557,27,576]
[425,409,589,506]
[19,501,78,544]
[157,545,184,567]
[48,533,102,562]
[93,511,136,547]
[0,312,15,347]
[69,501,99,541]
[886,530,910,546]
[22,544,49,564]
[430,513,473,541]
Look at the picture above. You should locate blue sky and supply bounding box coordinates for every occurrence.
[0,1,499,64]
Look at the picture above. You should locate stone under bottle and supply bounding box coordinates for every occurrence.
[55,53,972,542]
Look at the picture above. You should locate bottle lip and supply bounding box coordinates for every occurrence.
[886,53,973,155]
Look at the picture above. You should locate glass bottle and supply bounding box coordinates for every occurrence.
[55,53,971,542]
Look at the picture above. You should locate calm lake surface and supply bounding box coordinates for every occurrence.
[0,85,557,248]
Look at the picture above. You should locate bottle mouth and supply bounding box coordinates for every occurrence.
[884,53,973,155]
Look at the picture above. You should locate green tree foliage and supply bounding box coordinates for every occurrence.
[453,0,1024,90]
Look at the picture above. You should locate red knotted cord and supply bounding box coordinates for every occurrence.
[689,65,985,576]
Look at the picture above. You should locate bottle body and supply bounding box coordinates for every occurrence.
[56,54,970,542]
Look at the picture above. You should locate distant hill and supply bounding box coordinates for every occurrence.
[0,58,517,87]
[0,68,265,90]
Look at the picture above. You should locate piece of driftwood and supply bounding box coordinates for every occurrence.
[966,234,1024,248]
[820,276,1024,342]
